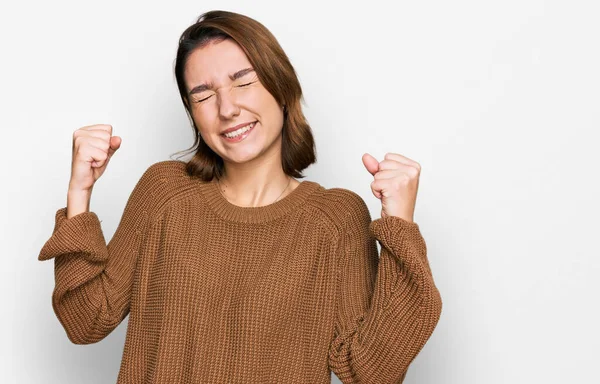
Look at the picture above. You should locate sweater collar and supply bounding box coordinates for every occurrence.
[197,178,321,224]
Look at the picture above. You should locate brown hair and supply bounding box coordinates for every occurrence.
[171,10,317,181]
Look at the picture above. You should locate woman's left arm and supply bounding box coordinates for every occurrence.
[328,152,443,383]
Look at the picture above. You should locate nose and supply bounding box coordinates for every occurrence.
[216,87,240,120]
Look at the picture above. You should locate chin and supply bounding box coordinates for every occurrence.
[222,147,264,164]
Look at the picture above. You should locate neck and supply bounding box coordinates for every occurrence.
[217,149,294,208]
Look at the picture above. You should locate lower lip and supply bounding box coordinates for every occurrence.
[221,122,257,143]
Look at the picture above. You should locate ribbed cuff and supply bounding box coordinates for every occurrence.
[38,207,107,262]
[369,215,421,250]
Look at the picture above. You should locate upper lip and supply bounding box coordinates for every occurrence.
[220,121,256,135]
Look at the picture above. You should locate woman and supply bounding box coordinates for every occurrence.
[38,10,442,383]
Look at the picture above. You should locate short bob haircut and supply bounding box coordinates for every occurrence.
[172,10,317,182]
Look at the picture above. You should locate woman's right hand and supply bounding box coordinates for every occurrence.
[69,124,121,192]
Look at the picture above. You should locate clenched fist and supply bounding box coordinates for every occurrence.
[69,124,121,192]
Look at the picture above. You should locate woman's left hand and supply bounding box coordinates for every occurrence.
[362,152,421,223]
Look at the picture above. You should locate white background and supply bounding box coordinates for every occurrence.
[1,0,599,383]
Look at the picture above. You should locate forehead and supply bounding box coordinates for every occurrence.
[184,39,252,87]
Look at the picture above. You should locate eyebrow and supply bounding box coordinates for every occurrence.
[188,67,255,96]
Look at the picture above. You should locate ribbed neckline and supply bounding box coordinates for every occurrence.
[197,178,321,224]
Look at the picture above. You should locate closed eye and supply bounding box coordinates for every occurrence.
[238,81,256,87]
[195,95,212,103]
[194,81,257,103]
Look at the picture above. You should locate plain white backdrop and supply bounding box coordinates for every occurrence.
[1,0,599,383]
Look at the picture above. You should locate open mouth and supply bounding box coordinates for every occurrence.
[221,121,257,142]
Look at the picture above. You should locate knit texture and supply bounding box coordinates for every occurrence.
[38,160,442,384]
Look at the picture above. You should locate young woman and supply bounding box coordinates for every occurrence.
[39,10,442,383]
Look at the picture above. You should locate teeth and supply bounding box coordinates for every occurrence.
[224,122,254,138]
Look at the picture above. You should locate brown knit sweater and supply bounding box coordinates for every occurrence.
[38,160,442,384]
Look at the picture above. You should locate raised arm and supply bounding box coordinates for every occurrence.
[38,164,158,344]
[328,192,443,383]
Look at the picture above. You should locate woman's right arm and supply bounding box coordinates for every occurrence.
[38,176,155,344]
[38,124,154,344]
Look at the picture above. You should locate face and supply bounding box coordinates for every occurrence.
[184,38,285,166]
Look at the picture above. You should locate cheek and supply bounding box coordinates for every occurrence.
[251,91,283,119]
[188,110,212,138]
[189,104,212,124]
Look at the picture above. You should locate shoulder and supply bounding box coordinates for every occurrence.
[129,159,195,218]
[302,183,372,236]
[134,159,189,194]
[139,159,188,180]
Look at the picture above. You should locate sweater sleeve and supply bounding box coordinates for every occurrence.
[37,166,158,345]
[328,193,443,383]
